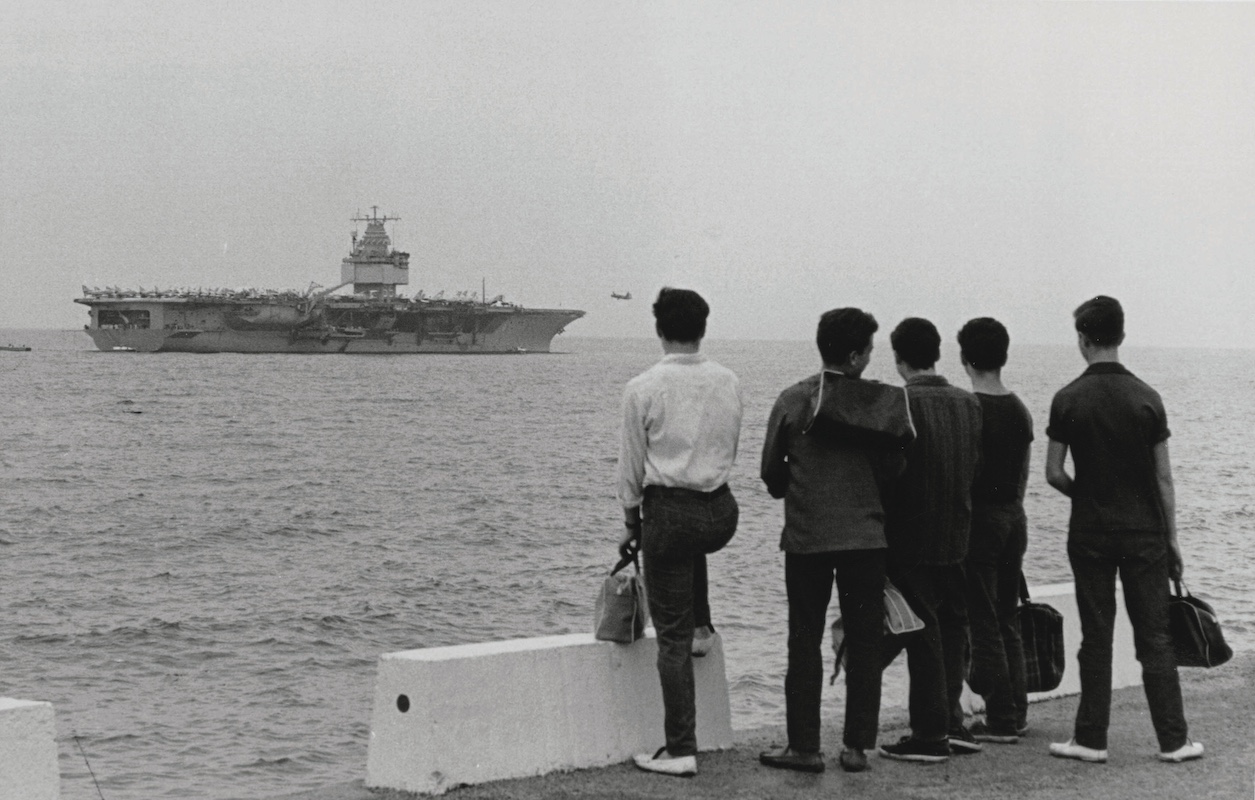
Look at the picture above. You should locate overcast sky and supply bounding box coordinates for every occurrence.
[2,1,1252,347]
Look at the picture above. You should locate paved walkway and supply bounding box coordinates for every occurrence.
[272,654,1253,800]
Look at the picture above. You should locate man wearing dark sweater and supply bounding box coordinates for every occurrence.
[759,308,909,774]
[957,318,1034,744]
[878,317,983,763]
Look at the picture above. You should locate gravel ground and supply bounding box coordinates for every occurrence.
[270,654,1253,800]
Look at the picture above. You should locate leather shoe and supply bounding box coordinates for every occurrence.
[634,747,697,777]
[839,747,868,772]
[759,745,825,773]
[1048,739,1107,763]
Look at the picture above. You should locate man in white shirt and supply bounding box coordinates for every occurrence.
[618,288,743,778]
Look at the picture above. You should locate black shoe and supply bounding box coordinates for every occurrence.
[948,725,984,754]
[969,720,1019,744]
[839,747,868,772]
[759,746,825,773]
[877,736,950,763]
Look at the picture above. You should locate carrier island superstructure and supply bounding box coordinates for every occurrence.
[76,211,584,353]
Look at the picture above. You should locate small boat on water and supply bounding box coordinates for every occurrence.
[1,344,31,352]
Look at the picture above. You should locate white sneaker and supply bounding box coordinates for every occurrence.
[691,625,718,657]
[1049,739,1108,763]
[1158,740,1204,762]
[634,747,697,776]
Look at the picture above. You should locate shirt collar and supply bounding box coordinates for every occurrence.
[906,374,950,388]
[659,352,708,366]
[1083,362,1132,377]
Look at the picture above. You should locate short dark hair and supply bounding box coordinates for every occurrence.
[957,317,1009,370]
[816,308,878,366]
[890,317,941,370]
[1073,295,1124,347]
[653,287,709,343]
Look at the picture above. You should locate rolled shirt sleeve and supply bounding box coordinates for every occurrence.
[617,382,648,510]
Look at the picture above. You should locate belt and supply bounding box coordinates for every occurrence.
[643,483,730,500]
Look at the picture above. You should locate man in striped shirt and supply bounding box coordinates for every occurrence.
[878,317,983,764]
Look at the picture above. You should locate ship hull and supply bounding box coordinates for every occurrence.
[78,300,583,354]
[77,211,585,353]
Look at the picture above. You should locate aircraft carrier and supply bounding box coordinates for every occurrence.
[76,210,584,354]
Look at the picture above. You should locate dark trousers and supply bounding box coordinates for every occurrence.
[883,562,968,742]
[640,485,738,756]
[1068,530,1188,751]
[966,503,1028,732]
[784,549,886,752]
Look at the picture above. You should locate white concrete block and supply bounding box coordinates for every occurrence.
[958,581,1142,715]
[366,630,732,795]
[0,698,60,800]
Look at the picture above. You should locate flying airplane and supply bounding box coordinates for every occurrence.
[611,291,632,300]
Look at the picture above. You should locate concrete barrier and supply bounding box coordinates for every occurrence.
[365,582,1143,794]
[958,581,1142,715]
[366,630,732,795]
[0,698,59,800]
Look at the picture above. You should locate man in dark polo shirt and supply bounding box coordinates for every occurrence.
[878,318,983,763]
[1045,295,1202,764]
[759,308,909,774]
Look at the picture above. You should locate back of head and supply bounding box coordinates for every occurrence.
[1073,295,1124,347]
[816,307,878,366]
[890,317,941,370]
[957,317,1009,370]
[653,287,709,343]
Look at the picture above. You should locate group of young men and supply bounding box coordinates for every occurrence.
[616,289,1202,778]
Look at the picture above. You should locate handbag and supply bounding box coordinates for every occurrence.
[1168,580,1232,668]
[830,579,925,683]
[593,553,649,644]
[1018,574,1065,693]
[803,371,915,449]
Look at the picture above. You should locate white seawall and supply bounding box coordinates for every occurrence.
[0,698,60,800]
[366,631,732,795]
[367,582,1145,795]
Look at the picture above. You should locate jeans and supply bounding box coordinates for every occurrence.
[784,549,886,752]
[1068,530,1188,751]
[641,485,738,756]
[883,562,968,742]
[966,503,1028,732]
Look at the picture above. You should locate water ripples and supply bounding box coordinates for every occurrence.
[2,332,1252,799]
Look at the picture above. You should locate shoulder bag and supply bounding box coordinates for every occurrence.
[593,552,649,644]
[1168,579,1232,668]
[1019,574,1065,693]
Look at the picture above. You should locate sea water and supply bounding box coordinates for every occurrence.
[1,331,1251,800]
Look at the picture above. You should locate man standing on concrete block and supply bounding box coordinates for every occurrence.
[618,287,743,777]
[878,317,983,763]
[758,308,910,774]
[957,318,1034,744]
[1045,295,1203,764]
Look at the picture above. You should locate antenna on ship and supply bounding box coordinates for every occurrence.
[351,205,398,226]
